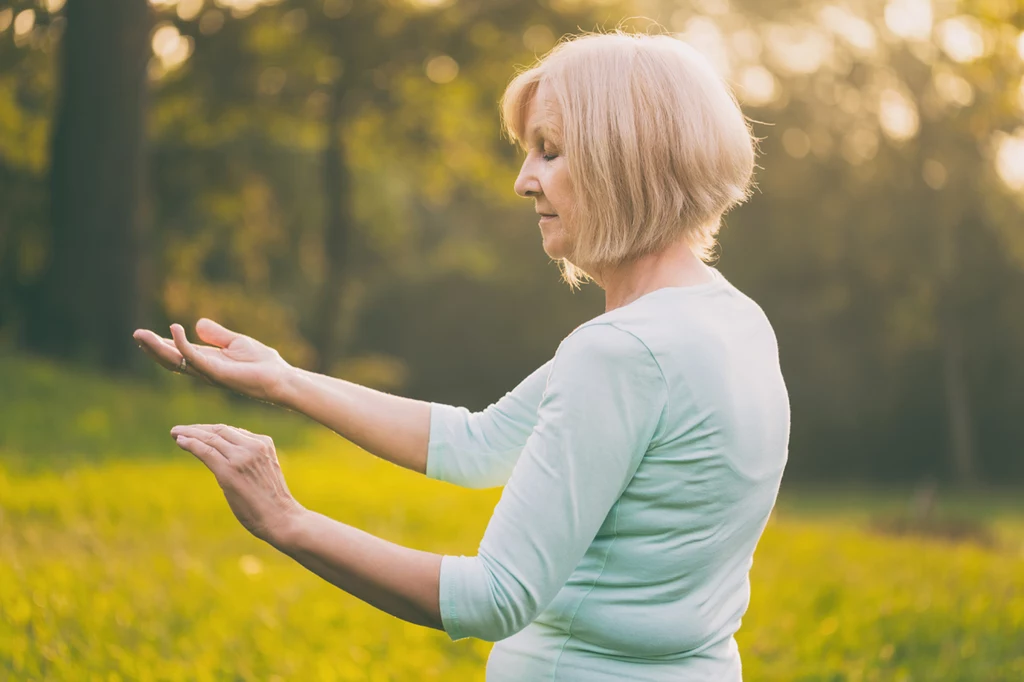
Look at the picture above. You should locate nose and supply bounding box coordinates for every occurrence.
[514,156,541,198]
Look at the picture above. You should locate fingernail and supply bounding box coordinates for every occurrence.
[175,435,183,445]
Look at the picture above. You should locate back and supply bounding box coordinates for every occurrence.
[489,266,790,680]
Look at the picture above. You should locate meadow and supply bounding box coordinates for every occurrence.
[1,353,1022,681]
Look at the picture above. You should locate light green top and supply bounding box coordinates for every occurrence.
[427,265,790,681]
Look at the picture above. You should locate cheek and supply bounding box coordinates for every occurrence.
[547,164,573,210]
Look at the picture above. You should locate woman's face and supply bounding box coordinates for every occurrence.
[514,81,574,261]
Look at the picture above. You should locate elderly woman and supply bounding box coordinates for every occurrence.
[134,31,789,681]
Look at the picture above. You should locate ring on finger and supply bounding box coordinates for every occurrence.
[178,357,188,373]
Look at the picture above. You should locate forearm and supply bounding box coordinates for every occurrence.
[274,366,430,474]
[271,507,444,631]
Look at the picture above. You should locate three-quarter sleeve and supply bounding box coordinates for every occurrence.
[426,358,553,488]
[436,323,668,642]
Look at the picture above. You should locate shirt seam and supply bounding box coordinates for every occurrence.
[550,498,623,681]
[570,322,671,443]
[548,322,669,680]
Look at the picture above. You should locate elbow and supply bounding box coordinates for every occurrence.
[473,609,537,642]
[475,584,544,642]
[442,555,547,642]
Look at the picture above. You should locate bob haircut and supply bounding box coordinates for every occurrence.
[501,31,757,288]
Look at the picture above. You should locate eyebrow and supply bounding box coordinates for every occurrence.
[526,123,562,147]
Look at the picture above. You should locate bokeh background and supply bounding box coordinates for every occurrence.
[1,0,1022,679]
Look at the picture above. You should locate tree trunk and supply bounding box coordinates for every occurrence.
[939,303,977,486]
[312,81,353,375]
[24,0,150,372]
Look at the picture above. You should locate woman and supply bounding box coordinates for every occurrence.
[135,31,790,681]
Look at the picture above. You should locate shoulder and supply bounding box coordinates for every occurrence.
[555,322,664,384]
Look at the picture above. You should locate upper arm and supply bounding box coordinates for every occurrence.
[426,358,553,488]
[436,324,668,641]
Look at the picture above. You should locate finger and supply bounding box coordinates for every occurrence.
[195,318,242,349]
[233,426,275,451]
[232,427,280,463]
[140,331,181,355]
[169,323,218,381]
[134,329,182,368]
[135,329,214,382]
[171,425,239,462]
[207,423,253,447]
[174,434,232,478]
[136,335,180,371]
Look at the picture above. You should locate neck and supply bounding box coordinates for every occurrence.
[595,239,714,313]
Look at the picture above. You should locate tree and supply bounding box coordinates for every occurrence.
[23,0,152,372]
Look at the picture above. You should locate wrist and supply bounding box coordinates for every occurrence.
[271,364,304,410]
[267,503,312,555]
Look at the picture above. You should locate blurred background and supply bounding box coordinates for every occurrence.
[1,0,1022,680]
[3,0,1024,484]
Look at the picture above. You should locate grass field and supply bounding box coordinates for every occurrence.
[2,353,1022,681]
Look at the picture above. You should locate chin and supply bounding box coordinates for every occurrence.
[541,231,572,261]
[542,240,571,261]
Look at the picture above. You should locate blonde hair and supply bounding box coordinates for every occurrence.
[501,30,757,288]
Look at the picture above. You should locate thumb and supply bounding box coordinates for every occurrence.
[195,318,241,348]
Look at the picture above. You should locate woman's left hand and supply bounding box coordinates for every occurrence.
[170,423,305,546]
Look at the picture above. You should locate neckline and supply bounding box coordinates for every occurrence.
[607,264,728,312]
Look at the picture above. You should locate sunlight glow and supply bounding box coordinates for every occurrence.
[425,55,459,84]
[764,23,832,75]
[737,65,778,106]
[936,16,986,63]
[44,0,66,13]
[1018,78,1024,114]
[819,6,877,55]
[883,0,932,41]
[213,0,284,18]
[0,9,12,34]
[692,0,731,16]
[730,28,762,62]
[994,128,1024,192]
[151,22,193,73]
[177,0,204,21]
[238,554,264,576]
[932,69,974,108]
[679,17,731,77]
[1017,31,1024,61]
[13,9,35,37]
[878,89,919,141]
[152,23,181,58]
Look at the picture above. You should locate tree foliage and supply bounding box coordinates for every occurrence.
[1,0,1022,482]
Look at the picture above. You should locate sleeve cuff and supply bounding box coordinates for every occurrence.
[438,554,470,641]
[426,402,475,483]
[426,402,450,481]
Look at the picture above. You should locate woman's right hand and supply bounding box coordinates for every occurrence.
[133,318,294,404]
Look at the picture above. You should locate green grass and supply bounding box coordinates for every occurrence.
[0,350,314,473]
[2,352,1023,680]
